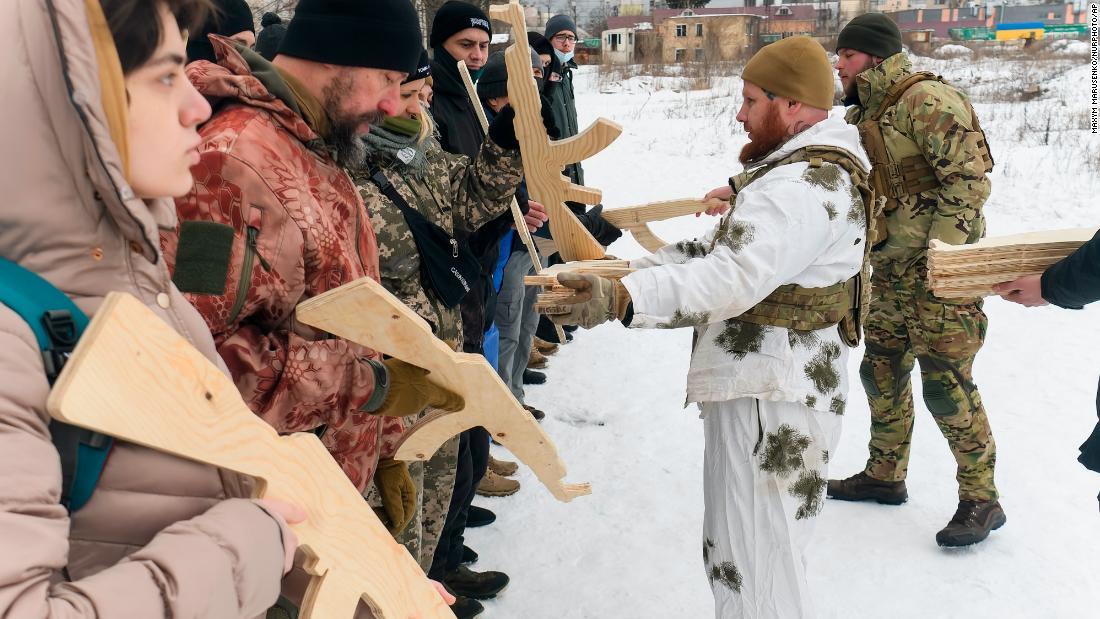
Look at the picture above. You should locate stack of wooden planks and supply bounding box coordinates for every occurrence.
[524,260,636,310]
[928,227,1097,298]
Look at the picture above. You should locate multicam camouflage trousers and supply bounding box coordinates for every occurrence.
[702,398,841,619]
[395,434,460,571]
[860,273,998,501]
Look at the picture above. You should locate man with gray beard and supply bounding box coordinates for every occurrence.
[164,0,465,518]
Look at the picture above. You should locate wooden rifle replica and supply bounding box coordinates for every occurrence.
[600,199,721,253]
[928,227,1097,298]
[488,0,620,262]
[296,277,591,503]
[47,293,455,618]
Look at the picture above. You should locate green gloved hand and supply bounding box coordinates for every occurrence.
[375,458,416,535]
[364,358,465,417]
[546,273,631,329]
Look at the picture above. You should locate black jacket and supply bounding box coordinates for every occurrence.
[1042,230,1100,474]
[430,51,515,352]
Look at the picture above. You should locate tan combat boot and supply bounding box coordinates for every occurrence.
[476,470,520,497]
[488,454,518,477]
[528,348,548,369]
[533,337,559,356]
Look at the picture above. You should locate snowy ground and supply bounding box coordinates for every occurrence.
[469,52,1100,618]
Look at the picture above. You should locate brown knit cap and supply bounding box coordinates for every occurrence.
[741,36,835,110]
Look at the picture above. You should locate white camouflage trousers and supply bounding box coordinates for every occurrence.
[701,398,842,619]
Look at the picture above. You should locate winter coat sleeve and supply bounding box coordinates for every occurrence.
[897,87,990,246]
[167,151,382,435]
[447,137,524,233]
[0,308,286,618]
[630,225,722,270]
[621,178,832,329]
[1041,229,1100,309]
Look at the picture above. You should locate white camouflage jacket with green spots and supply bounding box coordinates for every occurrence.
[621,111,870,414]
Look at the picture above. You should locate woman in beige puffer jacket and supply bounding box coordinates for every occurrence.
[0,0,294,616]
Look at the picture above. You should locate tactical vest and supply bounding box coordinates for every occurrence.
[720,146,882,347]
[856,72,994,245]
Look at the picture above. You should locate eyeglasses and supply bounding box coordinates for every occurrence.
[552,34,577,43]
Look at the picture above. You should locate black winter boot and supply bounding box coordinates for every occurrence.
[450,595,484,618]
[523,369,546,385]
[827,471,908,505]
[936,500,1006,547]
[444,565,510,600]
[461,544,479,565]
[466,505,496,528]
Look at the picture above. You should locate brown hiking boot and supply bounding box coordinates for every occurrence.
[488,454,518,477]
[476,470,520,497]
[827,471,908,505]
[936,500,1006,547]
[528,348,548,369]
[523,404,545,421]
[533,337,559,355]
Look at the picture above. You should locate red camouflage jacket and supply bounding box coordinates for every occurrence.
[162,38,401,490]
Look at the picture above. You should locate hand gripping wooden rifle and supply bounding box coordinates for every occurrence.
[487,0,621,262]
[47,293,454,618]
[296,277,591,503]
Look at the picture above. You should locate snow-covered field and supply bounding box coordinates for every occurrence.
[470,51,1100,618]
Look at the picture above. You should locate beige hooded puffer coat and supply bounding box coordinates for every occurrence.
[0,0,286,616]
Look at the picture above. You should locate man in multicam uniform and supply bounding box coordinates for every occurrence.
[352,50,533,619]
[546,37,872,618]
[826,13,1004,548]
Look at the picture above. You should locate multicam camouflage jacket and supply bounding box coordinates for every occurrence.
[352,133,523,350]
[622,113,869,414]
[845,53,992,275]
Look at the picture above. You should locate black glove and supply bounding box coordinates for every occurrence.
[488,105,519,150]
[576,204,623,246]
[540,95,560,140]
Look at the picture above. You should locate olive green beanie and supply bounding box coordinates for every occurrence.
[741,36,835,111]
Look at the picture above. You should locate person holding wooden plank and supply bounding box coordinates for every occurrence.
[994,232,1100,506]
[353,48,536,618]
[161,0,470,593]
[545,37,872,619]
[826,13,1004,548]
[0,0,305,615]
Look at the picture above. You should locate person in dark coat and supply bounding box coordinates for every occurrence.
[427,2,510,609]
[254,12,288,61]
[184,0,255,63]
[994,230,1100,501]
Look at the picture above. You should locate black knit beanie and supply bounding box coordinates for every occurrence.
[836,13,903,59]
[279,0,422,73]
[544,14,577,39]
[403,49,432,84]
[527,32,554,57]
[476,49,541,100]
[185,0,255,63]
[255,13,287,61]
[430,1,492,48]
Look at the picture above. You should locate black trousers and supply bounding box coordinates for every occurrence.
[429,426,491,579]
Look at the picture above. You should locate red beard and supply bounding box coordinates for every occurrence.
[739,104,789,165]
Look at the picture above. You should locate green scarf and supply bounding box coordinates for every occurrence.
[361,117,429,176]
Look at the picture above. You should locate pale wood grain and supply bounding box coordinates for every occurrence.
[600,199,716,252]
[296,277,590,503]
[47,293,453,619]
[488,0,621,262]
[927,227,1097,298]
